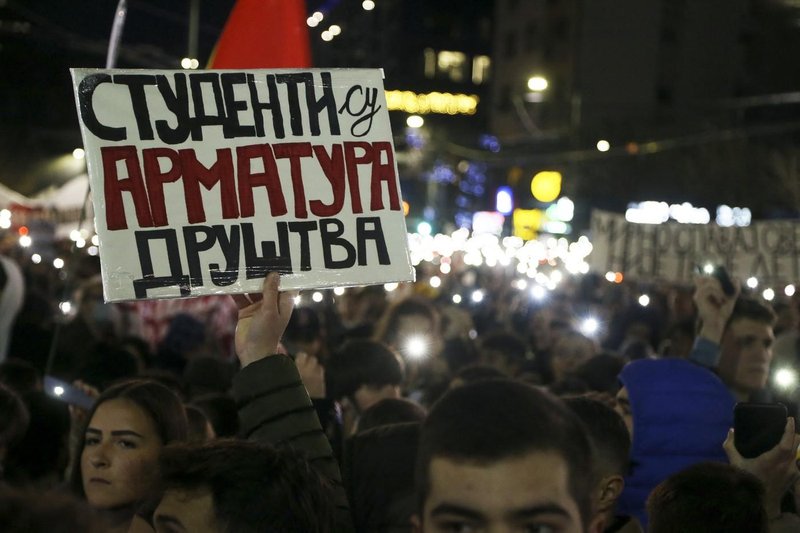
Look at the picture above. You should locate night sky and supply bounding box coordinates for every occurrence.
[3,0,800,220]
[0,0,236,194]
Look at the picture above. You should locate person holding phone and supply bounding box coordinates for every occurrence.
[691,269,777,402]
[723,416,800,530]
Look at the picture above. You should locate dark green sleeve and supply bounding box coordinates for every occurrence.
[233,354,354,531]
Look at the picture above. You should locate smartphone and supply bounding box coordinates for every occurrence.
[44,375,95,410]
[734,402,787,458]
[712,265,736,296]
[694,264,736,296]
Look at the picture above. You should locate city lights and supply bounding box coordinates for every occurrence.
[53,258,64,269]
[180,58,199,70]
[385,90,479,115]
[786,285,796,297]
[639,294,650,307]
[452,294,462,304]
[763,288,775,301]
[312,291,323,303]
[530,171,562,203]
[527,76,548,91]
[362,0,376,10]
[334,287,346,296]
[746,277,758,289]
[429,276,442,288]
[321,30,333,41]
[72,148,85,159]
[596,140,611,152]
[328,24,341,36]
[406,114,425,128]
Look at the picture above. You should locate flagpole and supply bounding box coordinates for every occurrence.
[46,0,130,376]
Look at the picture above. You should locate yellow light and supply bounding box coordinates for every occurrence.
[180,57,192,69]
[385,90,478,115]
[527,76,548,92]
[321,31,333,41]
[513,208,543,241]
[402,201,410,216]
[329,24,341,36]
[530,171,562,203]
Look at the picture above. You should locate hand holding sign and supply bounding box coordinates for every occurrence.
[71,68,414,302]
[233,272,297,368]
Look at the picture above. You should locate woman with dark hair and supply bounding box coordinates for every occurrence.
[69,379,188,533]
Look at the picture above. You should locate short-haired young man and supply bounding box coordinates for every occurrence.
[691,278,776,400]
[326,339,405,434]
[153,439,337,533]
[564,396,641,533]
[413,379,601,533]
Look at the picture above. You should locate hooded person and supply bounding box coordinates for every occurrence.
[614,358,736,528]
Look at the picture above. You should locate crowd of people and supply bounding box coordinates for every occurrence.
[1,240,800,532]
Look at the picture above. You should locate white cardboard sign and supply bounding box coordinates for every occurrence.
[71,68,414,301]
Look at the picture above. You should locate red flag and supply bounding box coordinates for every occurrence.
[208,0,311,69]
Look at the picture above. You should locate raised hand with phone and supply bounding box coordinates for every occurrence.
[693,264,740,345]
[724,408,800,524]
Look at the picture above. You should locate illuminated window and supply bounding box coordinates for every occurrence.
[472,55,491,84]
[437,51,467,82]
[424,48,436,78]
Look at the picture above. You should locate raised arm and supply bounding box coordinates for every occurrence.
[231,273,353,530]
[689,274,739,368]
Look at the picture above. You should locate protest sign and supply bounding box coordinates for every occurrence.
[71,68,414,301]
[590,209,800,287]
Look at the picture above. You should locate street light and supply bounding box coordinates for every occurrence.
[527,76,548,92]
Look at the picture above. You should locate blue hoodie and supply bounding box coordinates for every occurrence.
[616,358,736,527]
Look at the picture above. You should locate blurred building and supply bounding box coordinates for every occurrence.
[310,0,495,232]
[489,0,800,224]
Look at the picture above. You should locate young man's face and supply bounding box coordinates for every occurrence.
[153,487,221,533]
[719,318,775,399]
[417,450,589,533]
